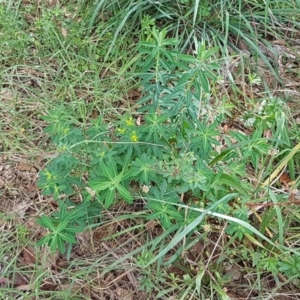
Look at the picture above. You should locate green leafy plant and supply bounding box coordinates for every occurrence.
[35,31,218,253]
[36,200,89,254]
[37,28,288,271]
[278,254,300,278]
[137,29,219,119]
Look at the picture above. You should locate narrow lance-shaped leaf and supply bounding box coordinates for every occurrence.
[116,183,133,203]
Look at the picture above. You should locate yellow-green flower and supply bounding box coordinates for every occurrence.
[125,116,134,126]
[58,145,67,152]
[117,128,125,134]
[46,170,52,180]
[99,151,105,157]
[130,131,138,142]
[62,127,70,134]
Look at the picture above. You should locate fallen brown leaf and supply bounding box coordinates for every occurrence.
[279,173,291,186]
[22,247,36,265]
[40,280,57,291]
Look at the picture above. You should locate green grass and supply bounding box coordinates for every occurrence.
[1,0,300,299]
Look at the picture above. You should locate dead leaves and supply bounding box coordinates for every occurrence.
[0,156,40,216]
[0,245,80,295]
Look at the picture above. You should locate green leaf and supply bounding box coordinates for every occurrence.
[64,226,85,233]
[101,161,115,180]
[209,149,233,166]
[58,232,77,244]
[116,183,133,203]
[57,236,66,254]
[198,71,209,93]
[89,180,112,191]
[37,215,56,231]
[217,173,248,194]
[103,189,115,208]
